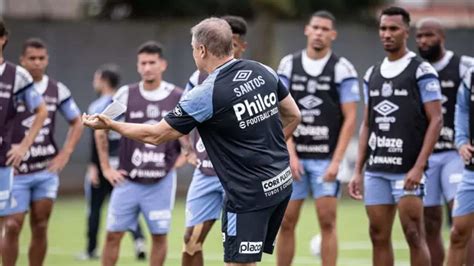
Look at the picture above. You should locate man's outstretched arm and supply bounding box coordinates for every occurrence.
[83,114,183,146]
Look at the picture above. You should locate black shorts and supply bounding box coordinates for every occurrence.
[221,196,290,263]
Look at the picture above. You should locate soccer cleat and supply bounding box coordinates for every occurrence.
[75,251,99,261]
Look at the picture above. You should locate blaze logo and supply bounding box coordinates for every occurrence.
[233,70,253,82]
[239,241,262,254]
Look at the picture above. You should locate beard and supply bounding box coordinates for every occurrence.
[418,42,442,62]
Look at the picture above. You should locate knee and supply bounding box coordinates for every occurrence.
[318,213,336,233]
[280,214,298,232]
[369,224,390,246]
[183,227,202,256]
[403,224,424,248]
[31,219,48,236]
[5,218,23,236]
[106,232,122,245]
[450,225,470,248]
[424,216,441,236]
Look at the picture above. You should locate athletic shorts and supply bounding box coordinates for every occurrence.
[0,167,14,216]
[185,169,224,227]
[364,171,425,206]
[424,150,463,206]
[452,170,474,217]
[106,170,176,234]
[5,170,59,215]
[221,196,290,263]
[290,159,341,200]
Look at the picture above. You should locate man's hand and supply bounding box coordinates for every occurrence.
[82,114,113,130]
[459,144,474,163]
[348,173,363,200]
[103,168,126,186]
[87,164,100,187]
[323,161,339,182]
[48,151,71,173]
[404,166,424,191]
[186,151,198,167]
[6,143,29,167]
[289,154,304,181]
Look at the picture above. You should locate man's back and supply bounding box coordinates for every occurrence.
[167,59,292,212]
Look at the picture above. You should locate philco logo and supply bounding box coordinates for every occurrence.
[373,100,399,116]
[298,95,323,110]
[233,70,253,82]
[239,241,262,254]
[233,92,277,121]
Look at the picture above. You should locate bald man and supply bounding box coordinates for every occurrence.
[416,18,474,266]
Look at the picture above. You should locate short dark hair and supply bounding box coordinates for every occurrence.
[22,38,47,54]
[221,15,247,36]
[309,10,336,28]
[0,20,8,37]
[380,6,411,27]
[137,41,164,57]
[97,64,120,89]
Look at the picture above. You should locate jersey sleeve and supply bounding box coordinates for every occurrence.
[416,62,442,103]
[185,70,200,91]
[335,57,360,104]
[455,68,473,149]
[460,55,474,78]
[13,67,43,112]
[277,54,293,88]
[57,82,81,121]
[165,81,214,135]
[113,85,129,106]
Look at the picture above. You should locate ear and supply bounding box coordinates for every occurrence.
[331,30,338,41]
[304,24,310,37]
[19,55,25,66]
[200,44,206,58]
[160,58,168,72]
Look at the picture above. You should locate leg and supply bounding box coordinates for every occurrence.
[130,222,146,260]
[2,212,27,266]
[86,179,108,256]
[447,213,474,266]
[150,234,167,266]
[276,199,304,266]
[102,231,125,266]
[424,206,444,266]
[182,220,215,266]
[366,205,397,266]
[398,196,431,266]
[0,166,15,258]
[225,263,256,266]
[29,199,54,266]
[315,197,337,266]
[465,229,474,266]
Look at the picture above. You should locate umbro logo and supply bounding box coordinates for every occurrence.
[373,100,399,116]
[233,70,253,82]
[298,95,323,109]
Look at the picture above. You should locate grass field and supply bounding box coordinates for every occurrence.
[15,197,450,266]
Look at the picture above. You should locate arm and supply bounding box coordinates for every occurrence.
[278,94,301,141]
[348,106,369,200]
[48,116,84,173]
[94,129,125,185]
[7,102,48,166]
[83,114,184,146]
[455,81,474,162]
[324,102,358,181]
[404,100,443,190]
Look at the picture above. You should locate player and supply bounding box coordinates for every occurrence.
[78,64,146,261]
[181,15,247,266]
[83,17,301,265]
[2,38,83,266]
[415,17,474,266]
[447,67,474,265]
[94,41,182,266]
[348,7,442,265]
[276,11,359,266]
[0,22,47,257]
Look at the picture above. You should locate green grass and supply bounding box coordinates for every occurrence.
[16,197,450,265]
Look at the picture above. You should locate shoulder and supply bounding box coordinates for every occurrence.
[462,66,474,88]
[335,56,358,82]
[56,81,73,102]
[460,55,474,76]
[13,65,33,93]
[277,53,295,76]
[415,60,438,79]
[363,65,376,82]
[188,70,200,87]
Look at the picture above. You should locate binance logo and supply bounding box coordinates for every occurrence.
[233,70,253,82]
